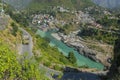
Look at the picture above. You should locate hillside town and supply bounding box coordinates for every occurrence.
[31,6,109,32]
[31,6,114,68]
[1,0,120,80]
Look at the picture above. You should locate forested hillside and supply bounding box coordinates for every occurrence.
[2,0,120,80]
[0,15,49,80]
[4,0,94,10]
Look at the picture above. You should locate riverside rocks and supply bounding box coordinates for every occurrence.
[67,40,111,67]
[78,48,99,62]
[53,32,111,68]
[67,43,101,63]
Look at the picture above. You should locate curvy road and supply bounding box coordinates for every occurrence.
[18,28,104,80]
[19,28,33,56]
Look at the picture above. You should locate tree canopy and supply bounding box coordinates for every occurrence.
[0,43,48,80]
[68,52,77,64]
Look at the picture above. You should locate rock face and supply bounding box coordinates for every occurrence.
[78,48,99,62]
[106,38,120,79]
[92,0,120,9]
[69,42,111,68]
[0,15,9,30]
[68,43,105,64]
[58,32,111,67]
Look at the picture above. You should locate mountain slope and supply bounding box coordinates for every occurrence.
[4,0,32,10]
[4,0,94,10]
[92,0,120,9]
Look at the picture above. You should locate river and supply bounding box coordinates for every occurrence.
[36,29,104,70]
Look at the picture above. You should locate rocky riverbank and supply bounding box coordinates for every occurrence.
[51,31,112,69]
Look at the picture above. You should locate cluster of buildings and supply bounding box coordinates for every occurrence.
[32,14,56,31]
[53,6,70,13]
[32,13,67,31]
[32,6,114,31]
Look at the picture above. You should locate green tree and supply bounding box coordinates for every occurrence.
[0,43,49,80]
[107,37,120,80]
[0,44,21,79]
[18,53,48,80]
[11,22,18,36]
[113,38,120,69]
[68,52,76,64]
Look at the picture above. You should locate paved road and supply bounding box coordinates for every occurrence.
[18,28,105,80]
[19,28,33,56]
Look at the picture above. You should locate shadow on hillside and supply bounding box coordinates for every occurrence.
[107,37,120,79]
[60,67,101,80]
[53,67,101,80]
[52,38,120,80]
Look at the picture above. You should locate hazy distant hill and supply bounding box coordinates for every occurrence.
[4,0,120,10]
[92,0,120,9]
[4,0,94,10]
[4,0,32,10]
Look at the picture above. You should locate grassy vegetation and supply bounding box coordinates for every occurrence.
[56,12,75,21]
[59,24,78,34]
[68,52,77,64]
[0,13,49,79]
[0,16,22,51]
[71,0,95,10]
[5,5,29,27]
[33,35,77,70]
[105,37,120,80]
[4,0,96,35]
[96,15,118,28]
[26,0,94,12]
[78,27,118,44]
[27,0,74,11]
[0,18,48,79]
[9,12,29,27]
[11,22,18,36]
[4,3,78,75]
[0,42,49,80]
[111,74,120,80]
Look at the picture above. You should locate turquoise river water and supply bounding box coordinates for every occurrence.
[36,29,104,70]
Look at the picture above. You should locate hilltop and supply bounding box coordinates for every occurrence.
[4,0,32,10]
[4,0,120,10]
[4,0,95,10]
[92,0,120,9]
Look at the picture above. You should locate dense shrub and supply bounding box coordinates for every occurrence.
[11,22,18,36]
[68,52,77,64]
[0,43,48,80]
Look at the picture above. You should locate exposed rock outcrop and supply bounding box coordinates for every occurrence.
[68,43,111,67]
[0,15,9,30]
[57,32,112,68]
[106,38,120,79]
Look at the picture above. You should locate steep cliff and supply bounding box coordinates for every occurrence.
[106,37,120,80]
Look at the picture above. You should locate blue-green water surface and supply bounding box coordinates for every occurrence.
[36,29,104,70]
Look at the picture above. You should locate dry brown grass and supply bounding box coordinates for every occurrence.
[0,15,22,51]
